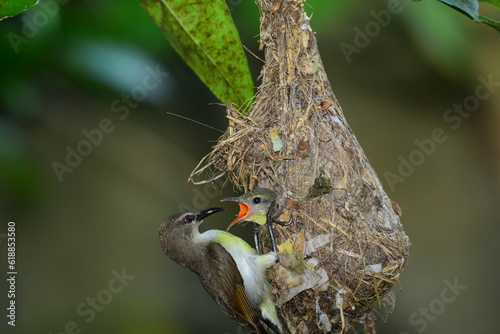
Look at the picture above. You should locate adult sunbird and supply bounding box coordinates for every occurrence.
[159,207,284,334]
[222,188,290,254]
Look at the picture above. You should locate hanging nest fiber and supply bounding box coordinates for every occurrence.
[191,0,410,333]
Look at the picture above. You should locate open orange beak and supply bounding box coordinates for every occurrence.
[221,197,252,231]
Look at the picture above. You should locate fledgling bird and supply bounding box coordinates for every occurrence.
[222,188,290,254]
[159,207,284,334]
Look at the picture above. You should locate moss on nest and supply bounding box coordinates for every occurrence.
[308,169,333,198]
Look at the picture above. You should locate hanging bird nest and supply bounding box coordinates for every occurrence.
[190,0,410,333]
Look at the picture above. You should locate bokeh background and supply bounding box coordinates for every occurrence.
[0,0,499,333]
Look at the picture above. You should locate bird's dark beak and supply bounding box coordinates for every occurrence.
[195,207,225,221]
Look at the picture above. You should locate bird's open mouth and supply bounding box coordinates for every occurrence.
[227,202,250,230]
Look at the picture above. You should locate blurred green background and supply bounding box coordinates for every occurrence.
[0,0,499,333]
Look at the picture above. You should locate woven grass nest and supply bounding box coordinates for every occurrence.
[190,1,410,333]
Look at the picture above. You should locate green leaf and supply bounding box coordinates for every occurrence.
[139,0,254,107]
[438,0,480,21]
[414,0,500,32]
[479,14,500,31]
[479,0,500,31]
[0,0,38,21]
[440,0,500,31]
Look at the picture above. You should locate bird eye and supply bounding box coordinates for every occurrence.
[183,214,195,224]
[253,197,261,204]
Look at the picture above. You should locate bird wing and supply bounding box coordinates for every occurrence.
[202,242,268,334]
